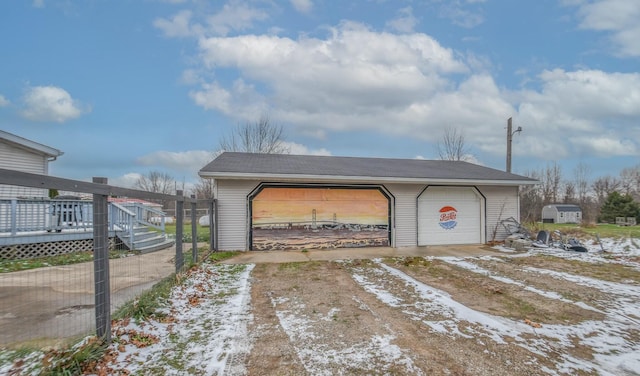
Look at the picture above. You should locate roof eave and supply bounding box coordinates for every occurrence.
[1,131,63,158]
[198,171,538,186]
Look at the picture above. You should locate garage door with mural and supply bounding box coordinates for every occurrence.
[418,186,483,245]
[250,186,390,251]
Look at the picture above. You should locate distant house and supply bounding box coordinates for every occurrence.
[541,204,582,224]
[0,130,63,199]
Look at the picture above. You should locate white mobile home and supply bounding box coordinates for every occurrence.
[0,130,63,199]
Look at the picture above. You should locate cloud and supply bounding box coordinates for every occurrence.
[281,141,332,156]
[290,0,313,14]
[110,173,142,189]
[437,0,485,28]
[155,1,270,38]
[386,7,419,33]
[21,85,89,123]
[516,69,640,159]
[569,0,640,57]
[0,95,9,107]
[154,10,200,38]
[32,0,45,8]
[136,150,216,172]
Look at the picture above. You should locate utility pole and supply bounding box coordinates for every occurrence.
[506,117,522,173]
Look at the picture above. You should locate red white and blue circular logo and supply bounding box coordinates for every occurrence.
[439,206,458,229]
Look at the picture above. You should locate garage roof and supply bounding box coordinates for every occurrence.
[199,152,538,185]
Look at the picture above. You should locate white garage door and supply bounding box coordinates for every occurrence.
[418,186,482,245]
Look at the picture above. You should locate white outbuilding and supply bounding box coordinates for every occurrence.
[541,204,582,224]
[199,152,538,252]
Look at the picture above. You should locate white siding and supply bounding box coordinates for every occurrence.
[216,179,259,251]
[0,141,48,199]
[214,179,521,250]
[480,186,519,242]
[385,184,423,248]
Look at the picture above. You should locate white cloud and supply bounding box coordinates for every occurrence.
[386,7,419,33]
[32,0,45,8]
[0,95,9,107]
[136,150,215,172]
[154,10,200,38]
[570,0,640,57]
[110,173,142,189]
[281,141,331,156]
[438,0,485,28]
[154,2,269,38]
[21,85,89,123]
[290,0,313,14]
[515,69,640,159]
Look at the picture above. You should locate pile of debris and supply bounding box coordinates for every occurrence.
[500,217,589,252]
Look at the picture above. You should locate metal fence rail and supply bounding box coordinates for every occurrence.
[0,168,211,347]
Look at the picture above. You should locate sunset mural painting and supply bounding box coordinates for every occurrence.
[251,187,390,251]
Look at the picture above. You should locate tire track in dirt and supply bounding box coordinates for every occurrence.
[247,261,424,375]
[344,259,555,376]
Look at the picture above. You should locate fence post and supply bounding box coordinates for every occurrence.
[92,177,111,343]
[191,195,197,263]
[10,199,17,236]
[175,190,184,273]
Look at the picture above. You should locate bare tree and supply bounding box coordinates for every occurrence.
[436,126,471,161]
[540,163,562,204]
[135,171,175,195]
[192,177,215,200]
[620,164,640,200]
[520,169,543,222]
[219,115,290,154]
[592,176,621,207]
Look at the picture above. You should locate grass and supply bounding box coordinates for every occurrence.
[0,249,138,273]
[527,222,640,240]
[164,223,210,242]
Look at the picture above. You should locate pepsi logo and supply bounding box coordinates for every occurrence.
[439,206,457,229]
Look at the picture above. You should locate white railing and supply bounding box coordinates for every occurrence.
[0,198,167,239]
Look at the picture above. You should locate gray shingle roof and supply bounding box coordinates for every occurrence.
[547,204,582,212]
[199,152,537,184]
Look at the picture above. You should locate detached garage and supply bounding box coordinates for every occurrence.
[199,152,537,251]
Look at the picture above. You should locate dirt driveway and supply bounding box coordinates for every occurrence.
[236,246,640,375]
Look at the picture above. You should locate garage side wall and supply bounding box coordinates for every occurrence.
[480,186,520,242]
[216,179,257,251]
[385,184,422,247]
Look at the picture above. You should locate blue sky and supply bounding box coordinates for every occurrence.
[1,0,639,190]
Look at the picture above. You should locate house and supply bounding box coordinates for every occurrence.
[198,152,537,251]
[0,130,63,199]
[541,204,582,224]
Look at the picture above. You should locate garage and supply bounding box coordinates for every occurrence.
[418,186,484,245]
[199,152,536,251]
[249,185,391,251]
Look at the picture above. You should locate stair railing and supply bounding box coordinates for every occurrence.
[109,202,136,246]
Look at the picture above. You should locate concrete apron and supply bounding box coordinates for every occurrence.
[221,244,501,264]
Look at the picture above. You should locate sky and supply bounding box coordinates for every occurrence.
[0,0,639,190]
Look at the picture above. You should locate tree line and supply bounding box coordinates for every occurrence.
[520,162,640,224]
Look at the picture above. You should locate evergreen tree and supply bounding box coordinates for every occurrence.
[598,192,640,223]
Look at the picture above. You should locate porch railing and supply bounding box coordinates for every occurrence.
[0,198,168,239]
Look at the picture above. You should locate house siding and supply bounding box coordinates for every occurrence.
[481,186,519,241]
[214,179,522,251]
[0,141,48,199]
[215,180,257,250]
[385,184,422,248]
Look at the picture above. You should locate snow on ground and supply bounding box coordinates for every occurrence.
[95,263,255,375]
[1,236,639,375]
